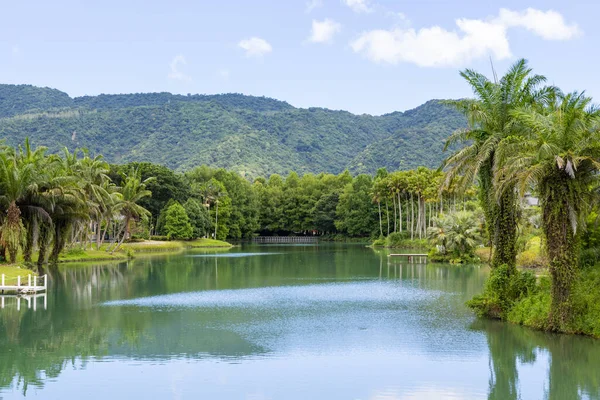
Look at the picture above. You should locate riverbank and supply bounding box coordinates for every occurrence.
[504,266,600,338]
[0,265,37,285]
[0,239,233,271]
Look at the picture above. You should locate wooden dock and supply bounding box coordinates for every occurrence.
[0,274,48,294]
[253,236,318,244]
[388,253,428,263]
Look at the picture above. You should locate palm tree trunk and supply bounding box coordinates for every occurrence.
[50,220,70,264]
[541,175,579,330]
[4,201,22,263]
[398,192,403,233]
[23,219,36,263]
[377,201,382,237]
[112,216,130,253]
[37,222,52,268]
[410,193,415,240]
[492,188,518,270]
[385,200,390,235]
[392,195,397,232]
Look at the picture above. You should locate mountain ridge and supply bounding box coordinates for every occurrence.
[0,84,466,176]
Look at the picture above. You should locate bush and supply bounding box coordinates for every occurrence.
[372,238,386,247]
[468,264,537,319]
[65,247,85,256]
[580,247,600,268]
[386,232,409,247]
[150,235,169,241]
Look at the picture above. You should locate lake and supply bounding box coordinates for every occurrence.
[0,244,598,399]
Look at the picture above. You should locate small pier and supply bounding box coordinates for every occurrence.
[0,274,48,294]
[388,253,428,263]
[253,236,318,244]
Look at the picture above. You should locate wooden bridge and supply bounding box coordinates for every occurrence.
[388,253,428,263]
[253,236,319,244]
[0,274,48,294]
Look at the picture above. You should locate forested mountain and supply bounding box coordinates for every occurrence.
[0,84,466,176]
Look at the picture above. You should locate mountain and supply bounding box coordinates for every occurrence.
[0,84,466,177]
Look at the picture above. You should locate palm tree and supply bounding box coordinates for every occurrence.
[495,91,600,329]
[110,167,152,253]
[0,144,47,263]
[428,211,481,257]
[443,58,553,270]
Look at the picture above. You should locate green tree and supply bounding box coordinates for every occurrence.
[444,59,552,270]
[496,91,600,329]
[335,175,377,237]
[183,198,210,238]
[164,202,193,240]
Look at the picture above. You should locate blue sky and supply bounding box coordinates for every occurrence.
[0,0,594,115]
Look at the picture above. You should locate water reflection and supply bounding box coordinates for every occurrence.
[0,245,598,399]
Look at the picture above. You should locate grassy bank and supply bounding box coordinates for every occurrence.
[0,265,37,285]
[1,238,233,267]
[182,238,233,248]
[507,266,600,338]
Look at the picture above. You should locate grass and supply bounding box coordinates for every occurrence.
[182,238,232,248]
[0,265,37,285]
[58,249,128,263]
[121,240,184,253]
[0,238,234,268]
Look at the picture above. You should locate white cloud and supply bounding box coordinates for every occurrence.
[351,8,581,67]
[309,19,342,43]
[306,0,323,13]
[497,8,581,40]
[167,55,191,81]
[344,0,372,13]
[238,37,273,57]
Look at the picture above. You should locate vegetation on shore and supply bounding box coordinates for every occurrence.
[444,58,600,337]
[0,264,36,285]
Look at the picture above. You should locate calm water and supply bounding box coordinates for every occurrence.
[0,244,598,399]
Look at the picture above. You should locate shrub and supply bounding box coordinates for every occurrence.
[386,232,408,247]
[150,235,169,241]
[372,238,386,247]
[65,247,85,256]
[468,264,537,319]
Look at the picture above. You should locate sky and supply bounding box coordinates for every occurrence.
[0,0,595,115]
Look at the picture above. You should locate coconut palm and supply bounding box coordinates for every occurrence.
[0,145,47,263]
[428,211,481,257]
[443,58,553,270]
[110,167,152,253]
[495,91,600,329]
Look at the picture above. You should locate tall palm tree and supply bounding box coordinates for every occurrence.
[443,58,553,271]
[495,91,600,329]
[110,167,152,253]
[0,144,47,263]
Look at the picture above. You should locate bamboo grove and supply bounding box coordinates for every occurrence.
[445,58,600,332]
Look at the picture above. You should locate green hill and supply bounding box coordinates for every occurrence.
[0,84,465,176]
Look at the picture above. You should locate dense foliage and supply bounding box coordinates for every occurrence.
[447,59,600,335]
[0,84,466,177]
[0,141,152,267]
